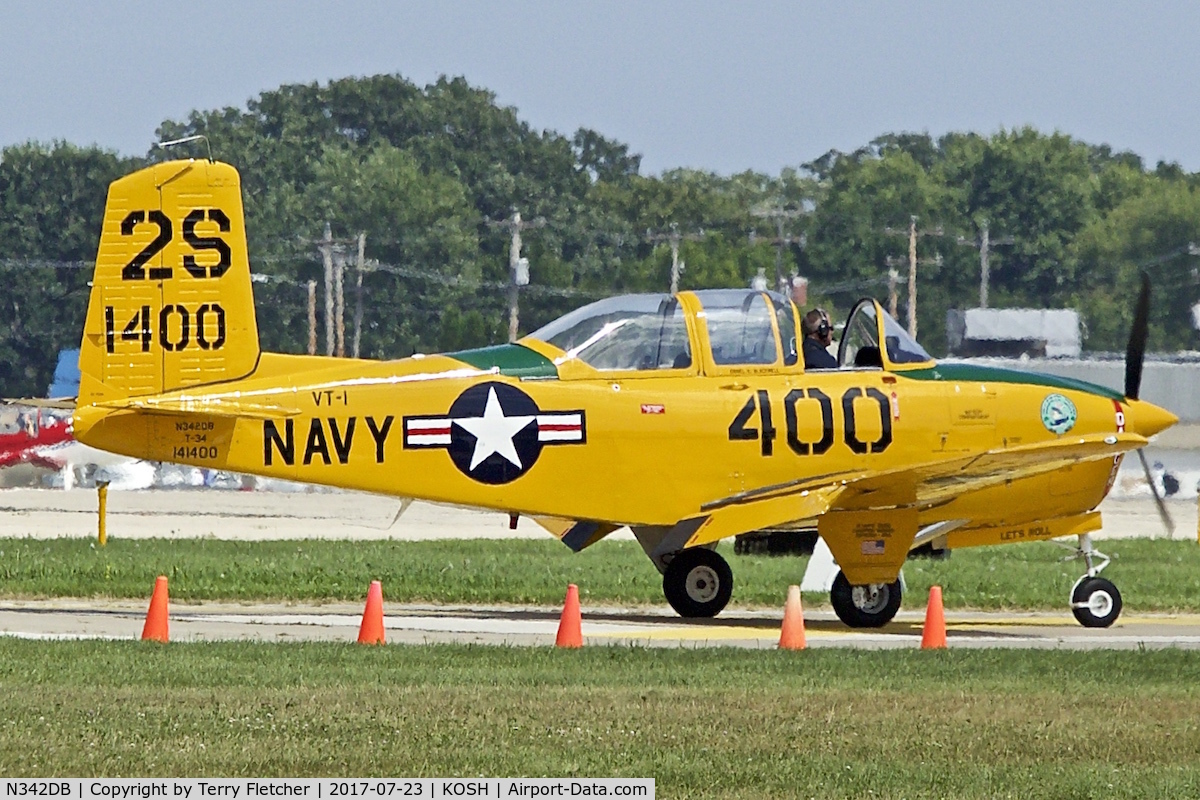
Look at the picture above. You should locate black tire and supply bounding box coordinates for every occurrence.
[830,570,902,628]
[1071,576,1122,628]
[663,548,733,618]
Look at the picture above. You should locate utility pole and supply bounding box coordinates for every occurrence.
[318,223,335,356]
[955,220,1013,309]
[306,280,317,356]
[310,224,362,357]
[333,245,346,357]
[884,216,944,339]
[646,224,705,293]
[489,212,544,342]
[908,216,917,337]
[352,232,366,359]
[887,269,899,319]
[751,204,808,295]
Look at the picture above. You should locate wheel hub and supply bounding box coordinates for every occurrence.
[851,583,890,614]
[1087,589,1114,618]
[686,566,720,603]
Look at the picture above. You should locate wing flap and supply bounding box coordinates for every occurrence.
[652,485,843,557]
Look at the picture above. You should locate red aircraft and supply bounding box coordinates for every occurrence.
[0,406,74,470]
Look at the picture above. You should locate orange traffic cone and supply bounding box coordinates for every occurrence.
[779,584,807,650]
[141,575,169,642]
[555,584,583,648]
[921,585,947,649]
[357,580,386,645]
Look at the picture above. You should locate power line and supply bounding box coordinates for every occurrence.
[954,220,1014,309]
[750,203,809,295]
[0,259,91,270]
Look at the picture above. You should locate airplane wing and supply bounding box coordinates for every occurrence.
[651,432,1147,557]
[838,432,1148,511]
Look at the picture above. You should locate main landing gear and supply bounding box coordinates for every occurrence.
[830,571,903,628]
[1065,533,1122,628]
[662,547,733,618]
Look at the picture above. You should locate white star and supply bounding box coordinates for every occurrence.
[453,387,536,471]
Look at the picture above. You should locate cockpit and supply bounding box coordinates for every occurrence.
[525,289,932,376]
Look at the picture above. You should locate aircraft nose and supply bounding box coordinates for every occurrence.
[1125,399,1178,439]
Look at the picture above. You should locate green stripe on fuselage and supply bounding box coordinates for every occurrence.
[447,343,559,379]
[898,362,1124,401]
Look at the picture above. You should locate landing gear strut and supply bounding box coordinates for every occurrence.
[1064,533,1122,628]
[830,570,902,628]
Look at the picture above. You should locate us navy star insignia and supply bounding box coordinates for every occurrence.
[402,381,586,484]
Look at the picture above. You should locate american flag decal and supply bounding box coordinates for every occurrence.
[860,539,886,555]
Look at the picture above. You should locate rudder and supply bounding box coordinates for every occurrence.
[78,160,260,404]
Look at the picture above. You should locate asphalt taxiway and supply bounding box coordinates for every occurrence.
[4,599,1200,650]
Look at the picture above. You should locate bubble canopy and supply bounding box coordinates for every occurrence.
[527,290,929,374]
[528,289,801,372]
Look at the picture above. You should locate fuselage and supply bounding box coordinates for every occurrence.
[72,340,1176,532]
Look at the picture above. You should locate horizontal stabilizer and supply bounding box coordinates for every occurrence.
[2,397,77,410]
[97,396,300,420]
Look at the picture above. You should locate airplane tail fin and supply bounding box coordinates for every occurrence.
[78,160,260,405]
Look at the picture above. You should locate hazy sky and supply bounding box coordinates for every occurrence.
[3,2,1199,175]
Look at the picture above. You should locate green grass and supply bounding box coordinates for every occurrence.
[0,640,1198,798]
[2,537,1200,611]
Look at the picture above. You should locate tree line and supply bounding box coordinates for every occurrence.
[3,73,1200,397]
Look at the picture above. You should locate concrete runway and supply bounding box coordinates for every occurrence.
[5,599,1200,650]
[0,487,1196,541]
[2,488,1198,650]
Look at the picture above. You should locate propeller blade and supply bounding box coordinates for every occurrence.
[1125,272,1151,400]
[1137,448,1175,537]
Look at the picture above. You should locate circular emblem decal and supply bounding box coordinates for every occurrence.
[446,382,542,484]
[1040,393,1077,435]
[402,381,586,485]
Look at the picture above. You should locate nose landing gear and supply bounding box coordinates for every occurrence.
[1063,533,1122,628]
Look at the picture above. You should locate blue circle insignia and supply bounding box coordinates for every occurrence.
[1040,393,1077,435]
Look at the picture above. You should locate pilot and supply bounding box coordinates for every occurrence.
[802,308,839,370]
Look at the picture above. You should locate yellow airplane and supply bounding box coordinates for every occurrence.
[71,158,1178,628]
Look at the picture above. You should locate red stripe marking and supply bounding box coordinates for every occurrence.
[408,426,451,436]
[538,424,581,432]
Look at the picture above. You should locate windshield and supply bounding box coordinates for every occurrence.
[880,309,933,364]
[838,299,933,368]
[529,294,691,371]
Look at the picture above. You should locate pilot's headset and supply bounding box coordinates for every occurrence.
[805,308,833,342]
